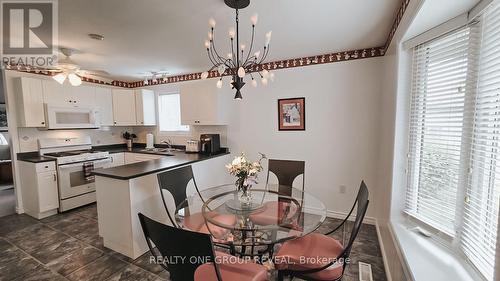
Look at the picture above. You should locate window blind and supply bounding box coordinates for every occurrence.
[406,26,475,235]
[461,2,500,280]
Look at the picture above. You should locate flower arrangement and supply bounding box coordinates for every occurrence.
[226,152,267,203]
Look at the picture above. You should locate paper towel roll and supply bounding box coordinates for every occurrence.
[146,133,154,149]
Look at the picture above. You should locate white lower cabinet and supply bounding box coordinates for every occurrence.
[19,161,59,219]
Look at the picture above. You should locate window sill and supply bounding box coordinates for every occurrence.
[390,221,485,281]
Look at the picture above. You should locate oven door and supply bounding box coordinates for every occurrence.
[57,158,111,199]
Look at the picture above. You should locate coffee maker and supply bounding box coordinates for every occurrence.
[200,134,220,155]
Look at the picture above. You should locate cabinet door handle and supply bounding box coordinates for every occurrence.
[53,173,57,181]
[41,121,45,125]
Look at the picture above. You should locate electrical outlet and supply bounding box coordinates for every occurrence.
[339,185,347,194]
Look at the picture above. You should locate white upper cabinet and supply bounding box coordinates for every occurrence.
[112,89,137,126]
[42,80,95,108]
[135,89,156,126]
[180,80,229,125]
[15,77,46,127]
[95,87,114,126]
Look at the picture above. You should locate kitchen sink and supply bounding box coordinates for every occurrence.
[139,148,175,156]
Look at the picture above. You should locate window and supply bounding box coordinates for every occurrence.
[406,3,500,280]
[157,93,189,133]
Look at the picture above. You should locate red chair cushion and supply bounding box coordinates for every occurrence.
[249,201,298,226]
[194,252,268,281]
[183,212,236,239]
[274,233,345,280]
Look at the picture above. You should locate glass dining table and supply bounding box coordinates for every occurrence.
[175,184,327,257]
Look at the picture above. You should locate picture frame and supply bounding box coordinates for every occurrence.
[278,97,305,131]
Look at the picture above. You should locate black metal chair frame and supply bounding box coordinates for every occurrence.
[277,181,370,281]
[138,213,224,281]
[157,165,233,253]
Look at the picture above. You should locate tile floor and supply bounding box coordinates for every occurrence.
[0,204,386,281]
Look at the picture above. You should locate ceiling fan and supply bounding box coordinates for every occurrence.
[48,48,113,86]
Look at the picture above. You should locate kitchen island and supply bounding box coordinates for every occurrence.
[93,150,231,259]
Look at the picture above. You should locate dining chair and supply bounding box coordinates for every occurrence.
[250,159,305,226]
[157,166,236,239]
[274,181,370,281]
[138,213,268,281]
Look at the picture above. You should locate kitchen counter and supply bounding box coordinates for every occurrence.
[17,152,56,163]
[92,149,229,180]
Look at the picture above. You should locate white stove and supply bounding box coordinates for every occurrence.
[38,136,111,212]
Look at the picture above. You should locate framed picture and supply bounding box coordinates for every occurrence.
[278,97,305,131]
[0,104,7,131]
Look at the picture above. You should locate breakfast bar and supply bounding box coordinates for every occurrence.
[93,150,231,259]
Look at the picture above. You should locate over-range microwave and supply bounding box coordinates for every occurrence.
[45,104,100,129]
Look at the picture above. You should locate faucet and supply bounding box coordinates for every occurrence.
[161,139,173,152]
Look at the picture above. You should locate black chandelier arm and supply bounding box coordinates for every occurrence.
[244,25,255,65]
[206,49,220,68]
[209,40,225,65]
[259,44,271,65]
[209,29,229,65]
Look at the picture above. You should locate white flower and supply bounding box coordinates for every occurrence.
[232,157,241,166]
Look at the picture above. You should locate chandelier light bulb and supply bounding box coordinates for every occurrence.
[251,14,258,26]
[68,73,82,86]
[237,67,246,78]
[227,53,233,59]
[216,79,223,89]
[229,28,235,39]
[252,78,258,87]
[208,31,213,40]
[254,51,260,59]
[204,40,210,49]
[209,18,216,28]
[201,71,209,80]
[270,72,275,82]
[265,31,272,45]
[261,69,269,78]
[241,44,246,51]
[261,77,268,86]
[53,73,67,84]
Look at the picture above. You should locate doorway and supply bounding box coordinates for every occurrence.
[0,70,15,217]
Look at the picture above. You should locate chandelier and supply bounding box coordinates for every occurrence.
[201,0,274,100]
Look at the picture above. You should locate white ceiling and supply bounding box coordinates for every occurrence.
[404,0,480,40]
[57,0,401,81]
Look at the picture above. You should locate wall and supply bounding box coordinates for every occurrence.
[224,57,385,218]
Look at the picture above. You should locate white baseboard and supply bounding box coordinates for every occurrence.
[15,205,24,214]
[376,222,393,281]
[326,209,377,225]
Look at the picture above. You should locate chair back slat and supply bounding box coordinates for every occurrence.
[267,159,305,195]
[157,166,200,225]
[138,213,218,281]
[343,181,369,259]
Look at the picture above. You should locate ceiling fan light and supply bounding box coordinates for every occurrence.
[53,73,67,84]
[237,67,246,78]
[201,71,209,80]
[68,73,82,86]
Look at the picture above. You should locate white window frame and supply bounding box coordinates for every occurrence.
[156,91,190,136]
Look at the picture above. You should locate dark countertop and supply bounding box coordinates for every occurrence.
[92,143,186,155]
[17,152,56,163]
[93,150,230,180]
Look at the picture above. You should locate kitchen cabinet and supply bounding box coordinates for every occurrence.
[124,153,163,164]
[112,89,137,126]
[135,89,156,126]
[42,80,96,108]
[105,153,125,168]
[180,80,229,125]
[18,161,59,219]
[95,87,114,126]
[15,77,46,127]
